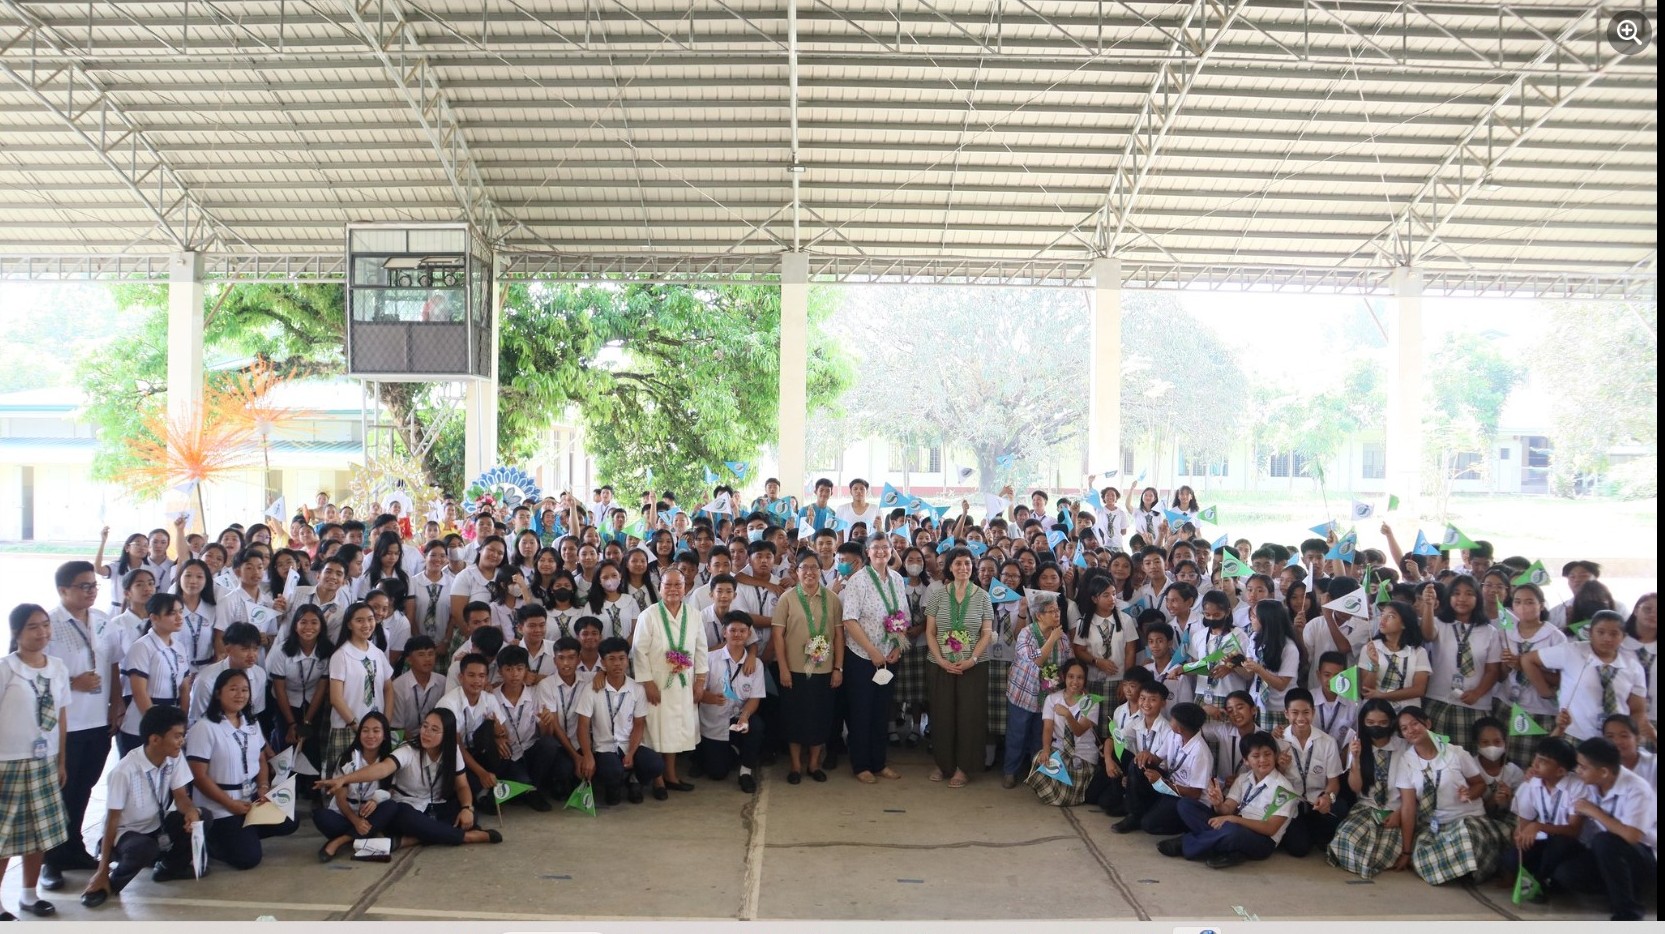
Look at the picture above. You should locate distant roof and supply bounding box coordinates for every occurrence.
[0,380,365,417]
[0,1,1653,297]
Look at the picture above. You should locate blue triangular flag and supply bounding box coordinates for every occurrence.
[768,498,794,521]
[1286,553,1302,568]
[1035,750,1073,786]
[1412,530,1440,557]
[1164,507,1188,528]
[722,675,742,702]
[703,466,720,486]
[1046,530,1067,550]
[965,540,988,558]
[1072,549,1088,569]
[996,453,1016,471]
[1309,520,1338,537]
[957,466,975,482]
[726,460,750,481]
[888,525,911,541]
[935,537,958,554]
[930,503,950,520]
[1059,510,1074,532]
[1325,537,1357,562]
[1084,489,1103,509]
[1210,534,1228,551]
[831,518,851,532]
[1128,597,1150,616]
[880,483,903,508]
[904,496,925,514]
[989,581,1021,604]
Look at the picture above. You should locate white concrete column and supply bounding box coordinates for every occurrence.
[1088,257,1124,480]
[1386,267,1425,515]
[777,253,810,497]
[167,252,205,428]
[464,255,503,481]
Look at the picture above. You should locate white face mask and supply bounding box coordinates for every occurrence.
[448,548,463,562]
[601,578,621,593]
[904,562,925,576]
[1478,745,1507,762]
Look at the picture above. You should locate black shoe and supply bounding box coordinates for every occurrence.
[318,844,337,863]
[484,829,503,844]
[19,900,55,917]
[108,869,139,895]
[79,890,109,910]
[664,780,695,792]
[650,785,667,802]
[603,785,623,807]
[525,793,553,812]
[810,769,828,783]
[152,865,198,884]
[1157,837,1185,858]
[739,774,756,794]
[1205,853,1247,870]
[627,782,645,804]
[38,864,64,891]
[0,911,15,921]
[1111,817,1140,834]
[787,771,802,785]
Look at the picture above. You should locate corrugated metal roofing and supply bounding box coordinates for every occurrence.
[0,0,1654,296]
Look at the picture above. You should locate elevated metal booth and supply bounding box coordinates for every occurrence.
[344,223,494,381]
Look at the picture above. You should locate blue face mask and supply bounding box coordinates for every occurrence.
[835,561,854,576]
[747,528,765,543]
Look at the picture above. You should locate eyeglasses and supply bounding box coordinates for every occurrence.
[69,583,99,593]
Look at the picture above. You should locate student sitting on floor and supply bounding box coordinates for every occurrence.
[1394,704,1506,886]
[1096,667,1152,818]
[1111,680,1173,833]
[532,636,585,800]
[1158,730,1300,869]
[437,653,509,798]
[185,669,297,870]
[314,712,399,862]
[575,637,666,805]
[1327,699,1410,879]
[80,705,204,909]
[1119,701,1211,830]
[1506,736,1585,904]
[493,646,564,811]
[1274,688,1344,857]
[696,615,766,793]
[1551,737,1658,921]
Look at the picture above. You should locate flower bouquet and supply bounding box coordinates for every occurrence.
[1039,661,1061,695]
[883,610,909,635]
[665,648,693,687]
[805,635,831,666]
[944,632,966,657]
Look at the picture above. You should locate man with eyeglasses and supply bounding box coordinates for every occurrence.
[42,561,123,890]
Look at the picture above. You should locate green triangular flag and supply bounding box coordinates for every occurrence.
[1376,580,1392,606]
[1568,618,1592,640]
[565,780,597,816]
[1430,731,1451,751]
[1111,729,1127,762]
[1508,704,1547,738]
[1511,864,1544,905]
[1219,550,1252,579]
[1267,785,1301,813]
[1329,666,1361,702]
[1512,560,1549,587]
[1387,494,1400,512]
[621,518,648,541]
[389,729,406,747]
[1198,505,1218,524]
[1496,600,1517,631]
[1439,524,1478,551]
[492,779,537,804]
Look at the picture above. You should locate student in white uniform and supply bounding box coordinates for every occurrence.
[1310,652,1359,748]
[118,594,193,757]
[532,636,585,800]
[511,606,556,686]
[1393,704,1505,886]
[366,588,411,671]
[214,550,280,662]
[1112,680,1176,833]
[1520,611,1651,744]
[1201,689,1261,786]
[1620,593,1656,730]
[266,604,332,793]
[696,616,766,793]
[1236,599,1300,731]
[1273,688,1344,858]
[324,602,395,778]
[833,478,880,534]
[1073,578,1136,702]
[574,637,665,805]
[1506,736,1585,903]
[1496,583,1566,766]
[313,711,400,862]
[316,708,501,849]
[1550,737,1658,921]
[1162,731,1300,868]
[409,542,454,647]
[1326,699,1410,879]
[1417,576,1504,752]
[437,654,508,796]
[1304,578,1370,691]
[492,646,562,811]
[1191,592,1247,715]
[1601,714,1656,790]
[1358,600,1432,710]
[288,559,352,646]
[79,705,202,909]
[171,559,222,671]
[184,668,296,870]
[1,604,73,919]
[188,623,267,729]
[1122,700,1211,831]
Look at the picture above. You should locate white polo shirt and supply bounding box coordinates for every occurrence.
[1126,712,1174,760]
[1534,643,1647,740]
[1394,742,1484,826]
[389,670,444,737]
[189,660,268,727]
[185,714,264,817]
[575,679,647,754]
[1427,619,1504,711]
[119,632,191,735]
[0,654,71,760]
[1226,769,1302,845]
[266,646,327,711]
[1313,696,1358,746]
[699,646,765,742]
[106,747,192,837]
[388,743,463,811]
[1160,730,1212,790]
[1347,735,1409,813]
[328,641,393,730]
[1510,774,1586,832]
[534,674,584,742]
[1041,691,1102,766]
[46,604,120,733]
[437,685,504,743]
[1277,727,1343,804]
[1579,769,1657,855]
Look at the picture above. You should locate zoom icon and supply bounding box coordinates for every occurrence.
[1608,11,1652,55]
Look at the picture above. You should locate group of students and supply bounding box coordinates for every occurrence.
[0,475,1655,921]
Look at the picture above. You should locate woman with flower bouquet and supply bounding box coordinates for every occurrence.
[1003,586,1072,789]
[772,552,844,784]
[838,535,910,784]
[629,570,708,794]
[924,547,996,788]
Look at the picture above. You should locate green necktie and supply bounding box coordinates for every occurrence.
[1598,665,1618,716]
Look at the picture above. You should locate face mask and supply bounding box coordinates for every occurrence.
[448,548,463,562]
[551,588,574,604]
[601,578,621,593]
[835,561,854,576]
[747,528,764,543]
[1364,725,1395,741]
[905,562,924,576]
[1478,745,1507,762]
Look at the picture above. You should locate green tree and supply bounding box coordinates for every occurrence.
[1536,301,1657,497]
[1252,361,1385,491]
[1423,332,1521,506]
[1120,294,1249,489]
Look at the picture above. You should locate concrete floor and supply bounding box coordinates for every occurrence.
[0,747,1634,924]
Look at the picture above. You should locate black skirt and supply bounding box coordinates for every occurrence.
[783,671,835,745]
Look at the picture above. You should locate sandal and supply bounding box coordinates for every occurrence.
[947,773,968,788]
[855,771,878,784]
[928,769,944,782]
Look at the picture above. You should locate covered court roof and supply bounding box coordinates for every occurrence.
[0,0,1655,296]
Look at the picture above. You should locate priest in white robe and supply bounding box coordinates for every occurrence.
[631,568,709,791]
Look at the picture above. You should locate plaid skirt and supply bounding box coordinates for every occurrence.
[1426,698,1487,751]
[895,645,929,709]
[1025,756,1093,807]
[1086,678,1121,733]
[986,661,1012,735]
[1493,699,1555,768]
[1326,802,1401,879]
[0,757,69,857]
[1258,708,1289,732]
[1411,815,1508,885]
[322,726,357,778]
